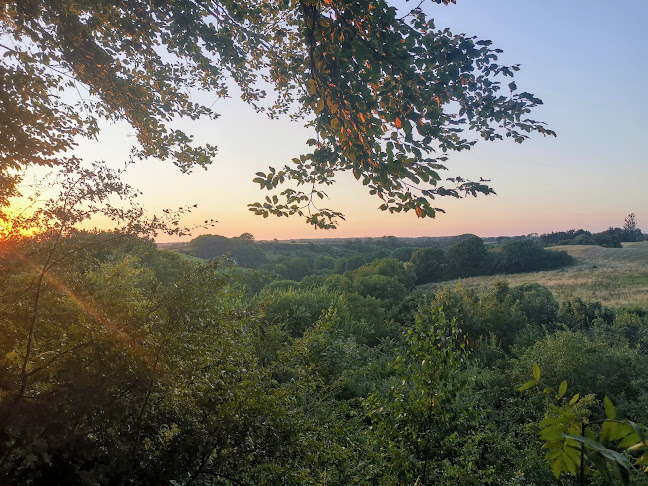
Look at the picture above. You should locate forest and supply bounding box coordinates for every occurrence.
[182,232,574,284]
[1,214,648,483]
[2,0,648,484]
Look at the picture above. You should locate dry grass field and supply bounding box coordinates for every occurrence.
[431,241,648,311]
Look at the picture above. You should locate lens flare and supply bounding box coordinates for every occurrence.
[10,246,156,369]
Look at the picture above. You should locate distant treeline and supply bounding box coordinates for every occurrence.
[408,236,572,284]
[183,233,573,286]
[538,214,645,247]
[539,226,644,248]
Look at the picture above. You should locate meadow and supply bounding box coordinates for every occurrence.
[432,241,648,310]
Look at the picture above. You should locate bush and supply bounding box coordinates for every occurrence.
[391,247,416,262]
[480,281,558,346]
[500,239,572,273]
[516,331,648,421]
[558,297,615,331]
[259,288,337,337]
[409,246,446,284]
[446,236,487,278]
[570,233,596,245]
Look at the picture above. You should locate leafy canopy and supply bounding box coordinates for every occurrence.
[0,0,553,226]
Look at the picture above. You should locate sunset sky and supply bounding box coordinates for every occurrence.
[67,0,648,242]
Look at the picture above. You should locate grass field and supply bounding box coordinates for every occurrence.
[430,241,648,311]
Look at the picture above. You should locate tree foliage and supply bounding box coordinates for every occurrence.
[409,245,446,284]
[366,309,489,484]
[1,0,553,226]
[520,365,648,484]
[623,213,643,242]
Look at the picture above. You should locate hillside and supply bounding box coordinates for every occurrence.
[554,241,648,263]
[431,241,648,310]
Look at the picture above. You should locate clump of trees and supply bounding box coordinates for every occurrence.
[539,214,645,248]
[188,233,267,266]
[183,233,573,286]
[408,236,572,284]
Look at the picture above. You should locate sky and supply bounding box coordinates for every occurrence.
[68,0,648,242]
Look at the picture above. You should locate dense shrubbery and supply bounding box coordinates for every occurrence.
[2,232,648,484]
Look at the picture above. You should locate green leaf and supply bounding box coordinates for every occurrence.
[618,464,631,486]
[618,432,641,449]
[533,363,541,381]
[563,445,581,470]
[558,380,567,398]
[541,416,567,426]
[565,434,633,471]
[551,457,562,478]
[549,404,576,419]
[562,450,578,475]
[601,421,632,442]
[604,396,616,420]
[601,421,611,442]
[517,379,537,391]
[540,424,567,441]
[629,440,648,451]
[542,440,563,450]
[569,393,580,405]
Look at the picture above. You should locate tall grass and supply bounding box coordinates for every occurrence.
[430,242,648,311]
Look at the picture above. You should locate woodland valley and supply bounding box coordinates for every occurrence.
[1,0,647,484]
[1,219,648,484]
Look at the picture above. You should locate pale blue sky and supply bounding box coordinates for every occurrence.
[72,0,648,241]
